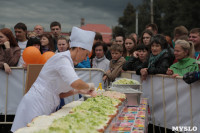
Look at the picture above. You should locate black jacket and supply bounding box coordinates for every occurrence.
[136,49,174,75]
[122,57,146,71]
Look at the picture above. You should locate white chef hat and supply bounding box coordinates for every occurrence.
[70,27,95,52]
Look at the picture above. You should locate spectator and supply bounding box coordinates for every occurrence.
[89,32,103,59]
[14,22,28,54]
[172,25,188,48]
[105,41,113,60]
[103,44,126,82]
[183,71,200,84]
[166,40,199,77]
[26,37,42,53]
[75,56,90,68]
[115,35,124,45]
[145,23,158,35]
[40,33,55,53]
[0,28,20,74]
[33,25,44,37]
[129,33,138,44]
[136,34,174,80]
[140,29,154,49]
[18,37,43,67]
[92,41,109,72]
[189,28,200,60]
[27,32,37,39]
[55,37,69,53]
[50,21,62,50]
[123,36,137,61]
[123,44,149,71]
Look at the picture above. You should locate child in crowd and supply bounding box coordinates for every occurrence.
[122,44,149,71]
[103,44,126,83]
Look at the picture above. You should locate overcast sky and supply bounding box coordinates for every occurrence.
[0,0,142,32]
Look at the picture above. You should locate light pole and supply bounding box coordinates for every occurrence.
[135,11,138,35]
[150,0,154,23]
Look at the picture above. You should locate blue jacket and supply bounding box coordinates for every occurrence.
[75,56,91,68]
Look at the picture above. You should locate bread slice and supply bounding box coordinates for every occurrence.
[27,115,61,127]
[15,127,48,133]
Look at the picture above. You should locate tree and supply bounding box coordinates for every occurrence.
[112,26,126,39]
[112,3,136,38]
[114,0,200,39]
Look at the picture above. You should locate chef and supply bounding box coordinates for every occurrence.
[11,27,96,132]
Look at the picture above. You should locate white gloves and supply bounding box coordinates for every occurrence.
[87,83,95,90]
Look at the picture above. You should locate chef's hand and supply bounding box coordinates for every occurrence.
[78,89,96,96]
[87,83,95,90]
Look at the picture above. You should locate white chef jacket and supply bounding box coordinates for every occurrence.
[11,50,79,132]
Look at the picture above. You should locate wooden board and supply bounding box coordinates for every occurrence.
[25,64,43,94]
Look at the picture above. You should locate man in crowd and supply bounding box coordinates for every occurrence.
[14,22,28,53]
[189,28,200,59]
[50,21,62,50]
[145,23,158,35]
[34,25,44,37]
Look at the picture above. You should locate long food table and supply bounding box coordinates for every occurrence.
[15,92,148,133]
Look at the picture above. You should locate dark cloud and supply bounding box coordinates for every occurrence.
[0,0,141,32]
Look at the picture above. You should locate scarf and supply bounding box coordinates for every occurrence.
[148,49,167,68]
[94,56,106,62]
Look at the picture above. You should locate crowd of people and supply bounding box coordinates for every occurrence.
[0,22,200,85]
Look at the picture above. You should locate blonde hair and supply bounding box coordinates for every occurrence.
[175,39,194,58]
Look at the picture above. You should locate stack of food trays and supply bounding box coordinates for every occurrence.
[111,78,142,106]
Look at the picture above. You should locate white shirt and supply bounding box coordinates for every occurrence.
[11,51,79,132]
[18,40,28,54]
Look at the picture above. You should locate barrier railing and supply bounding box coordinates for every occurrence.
[1,68,200,133]
[121,71,200,133]
[0,67,26,124]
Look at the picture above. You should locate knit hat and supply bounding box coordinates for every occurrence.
[70,27,95,51]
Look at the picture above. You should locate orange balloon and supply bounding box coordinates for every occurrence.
[22,46,42,64]
[40,51,55,64]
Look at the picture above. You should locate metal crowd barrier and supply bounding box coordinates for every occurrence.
[121,71,200,133]
[1,68,200,133]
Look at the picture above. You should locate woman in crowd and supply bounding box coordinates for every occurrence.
[140,29,154,50]
[122,44,149,71]
[136,34,174,80]
[55,37,69,53]
[92,41,109,72]
[123,36,137,61]
[166,40,199,76]
[40,33,55,53]
[0,28,21,74]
